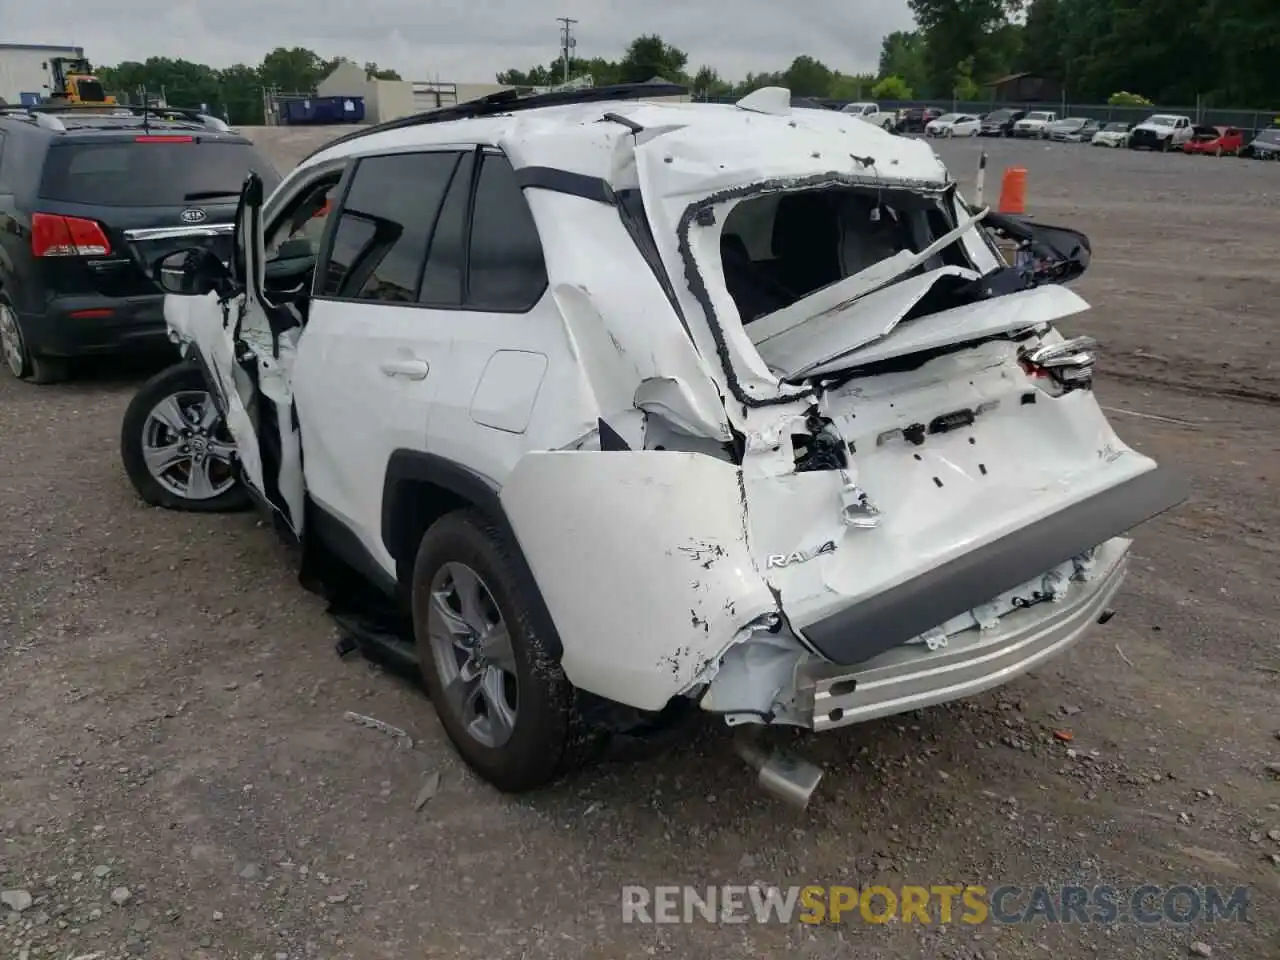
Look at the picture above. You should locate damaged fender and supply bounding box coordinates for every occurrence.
[498,450,779,711]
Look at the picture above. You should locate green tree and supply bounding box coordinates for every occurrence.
[871,75,914,100]
[907,0,1023,95]
[258,46,329,93]
[691,65,731,98]
[219,64,265,125]
[954,55,982,98]
[1107,90,1152,105]
[878,31,928,94]
[497,55,619,88]
[98,57,222,109]
[616,34,689,83]
[781,55,834,98]
[829,72,877,99]
[363,62,402,81]
[1019,0,1064,77]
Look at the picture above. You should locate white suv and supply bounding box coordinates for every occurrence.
[119,83,1185,804]
[1012,110,1058,137]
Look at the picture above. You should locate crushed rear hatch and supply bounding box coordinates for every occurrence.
[629,116,1185,667]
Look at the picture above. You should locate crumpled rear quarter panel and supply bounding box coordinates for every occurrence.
[498,450,777,711]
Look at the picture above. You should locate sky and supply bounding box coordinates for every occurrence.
[6,0,916,83]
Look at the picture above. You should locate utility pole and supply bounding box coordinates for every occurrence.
[557,17,577,84]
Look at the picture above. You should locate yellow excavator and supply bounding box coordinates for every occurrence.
[43,57,116,106]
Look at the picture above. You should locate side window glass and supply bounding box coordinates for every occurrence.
[265,176,339,261]
[465,153,547,312]
[320,151,460,302]
[417,151,474,308]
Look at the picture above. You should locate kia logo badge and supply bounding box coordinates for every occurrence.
[180,208,208,224]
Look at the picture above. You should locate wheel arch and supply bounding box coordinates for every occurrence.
[381,449,564,660]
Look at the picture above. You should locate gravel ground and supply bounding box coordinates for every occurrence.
[1,128,1278,960]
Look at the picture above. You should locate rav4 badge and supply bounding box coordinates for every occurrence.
[766,541,837,569]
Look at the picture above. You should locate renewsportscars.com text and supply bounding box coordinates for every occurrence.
[621,883,1251,926]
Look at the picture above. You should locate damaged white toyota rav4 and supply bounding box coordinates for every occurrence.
[120,83,1186,805]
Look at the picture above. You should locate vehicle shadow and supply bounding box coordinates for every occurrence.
[66,351,178,387]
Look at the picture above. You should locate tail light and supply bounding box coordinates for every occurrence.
[32,213,112,258]
[1018,336,1097,396]
[135,135,193,143]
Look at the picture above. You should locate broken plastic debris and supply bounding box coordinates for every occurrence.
[1053,730,1074,742]
[344,711,413,748]
[920,627,948,652]
[413,771,441,811]
[971,602,1002,631]
[1041,567,1070,601]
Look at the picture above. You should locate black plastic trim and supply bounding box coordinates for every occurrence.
[380,449,564,659]
[309,498,399,598]
[514,166,615,205]
[799,467,1190,665]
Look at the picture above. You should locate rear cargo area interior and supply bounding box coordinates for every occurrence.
[720,186,972,323]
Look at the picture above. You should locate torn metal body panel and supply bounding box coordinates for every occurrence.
[498,450,779,711]
[165,177,305,536]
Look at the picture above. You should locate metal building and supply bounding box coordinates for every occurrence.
[0,42,85,106]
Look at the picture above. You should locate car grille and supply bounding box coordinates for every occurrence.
[1130,128,1160,146]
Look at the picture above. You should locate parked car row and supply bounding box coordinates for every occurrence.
[915,105,1278,159]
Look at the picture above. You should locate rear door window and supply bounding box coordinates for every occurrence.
[318,150,462,302]
[417,151,475,308]
[464,152,547,312]
[39,139,281,206]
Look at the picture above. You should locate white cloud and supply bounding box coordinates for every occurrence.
[7,0,915,82]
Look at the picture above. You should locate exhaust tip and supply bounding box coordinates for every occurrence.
[734,732,824,810]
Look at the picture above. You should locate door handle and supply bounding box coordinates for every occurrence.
[379,358,429,380]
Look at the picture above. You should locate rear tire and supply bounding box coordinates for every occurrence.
[411,509,603,793]
[120,361,251,512]
[0,290,73,384]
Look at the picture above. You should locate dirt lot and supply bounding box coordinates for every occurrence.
[1,128,1278,960]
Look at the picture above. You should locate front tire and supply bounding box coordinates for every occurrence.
[412,509,600,793]
[120,361,251,512]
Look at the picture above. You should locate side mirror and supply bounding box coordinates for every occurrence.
[154,247,230,296]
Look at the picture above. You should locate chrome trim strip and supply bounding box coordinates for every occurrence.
[123,224,235,241]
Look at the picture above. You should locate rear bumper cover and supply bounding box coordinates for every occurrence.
[796,467,1188,666]
[20,294,170,358]
[803,537,1131,730]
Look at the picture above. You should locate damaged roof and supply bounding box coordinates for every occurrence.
[301,95,951,193]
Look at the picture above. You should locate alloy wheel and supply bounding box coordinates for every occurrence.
[0,300,26,379]
[426,561,519,749]
[141,390,238,500]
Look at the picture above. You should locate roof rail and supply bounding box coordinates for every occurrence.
[22,102,232,132]
[301,81,689,163]
[0,106,67,131]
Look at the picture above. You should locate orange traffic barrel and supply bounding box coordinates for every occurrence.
[998,166,1027,214]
